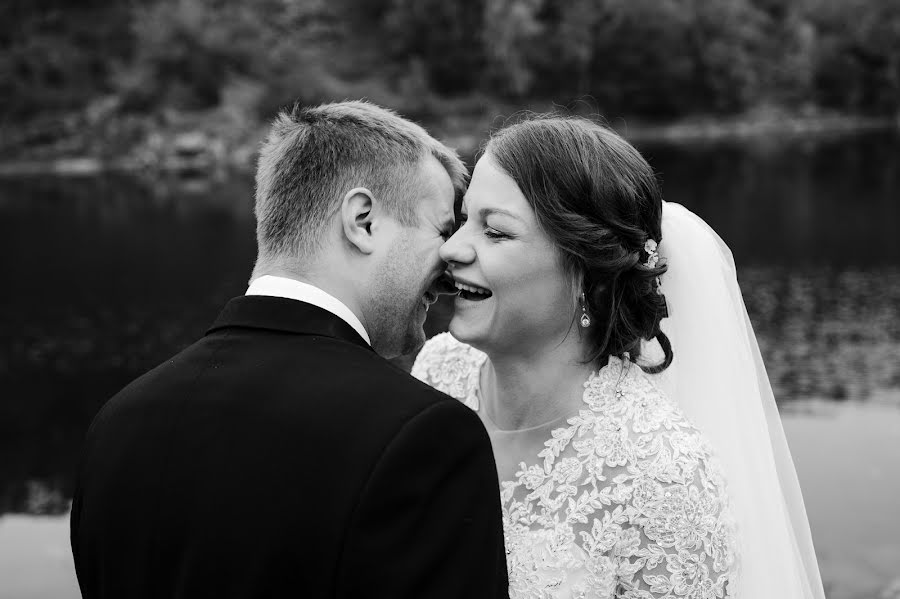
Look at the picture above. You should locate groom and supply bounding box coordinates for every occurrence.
[70,101,508,598]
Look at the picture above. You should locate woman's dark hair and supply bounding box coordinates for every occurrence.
[485,115,673,373]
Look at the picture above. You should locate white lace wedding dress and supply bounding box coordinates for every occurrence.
[413,332,739,599]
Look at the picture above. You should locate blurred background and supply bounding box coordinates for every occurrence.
[1,0,899,598]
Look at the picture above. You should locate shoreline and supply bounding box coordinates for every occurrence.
[0,113,897,178]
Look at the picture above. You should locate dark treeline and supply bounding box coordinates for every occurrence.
[2,0,899,155]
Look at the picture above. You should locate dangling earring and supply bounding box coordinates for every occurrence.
[580,292,591,328]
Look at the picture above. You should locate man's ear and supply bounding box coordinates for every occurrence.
[340,187,377,254]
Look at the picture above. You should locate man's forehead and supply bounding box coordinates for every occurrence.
[426,157,457,198]
[417,159,456,216]
[423,192,455,225]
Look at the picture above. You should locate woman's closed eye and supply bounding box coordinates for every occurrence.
[457,212,512,240]
[484,227,510,240]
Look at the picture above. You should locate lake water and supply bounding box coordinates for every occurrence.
[1,130,899,598]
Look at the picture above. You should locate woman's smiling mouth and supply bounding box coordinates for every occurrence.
[453,279,493,301]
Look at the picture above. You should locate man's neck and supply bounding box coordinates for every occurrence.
[264,265,355,299]
[253,268,368,334]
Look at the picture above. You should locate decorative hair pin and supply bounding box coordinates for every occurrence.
[643,239,659,268]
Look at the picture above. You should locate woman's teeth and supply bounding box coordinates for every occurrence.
[454,281,492,300]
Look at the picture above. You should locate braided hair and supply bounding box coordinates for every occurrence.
[486,115,672,373]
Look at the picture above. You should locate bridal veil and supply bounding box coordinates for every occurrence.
[651,201,826,598]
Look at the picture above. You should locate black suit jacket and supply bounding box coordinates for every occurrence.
[71,296,508,598]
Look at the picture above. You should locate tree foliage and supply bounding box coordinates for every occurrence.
[2,0,899,126]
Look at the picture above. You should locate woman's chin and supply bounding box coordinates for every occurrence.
[447,316,485,347]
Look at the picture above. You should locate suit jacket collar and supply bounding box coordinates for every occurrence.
[207,296,372,350]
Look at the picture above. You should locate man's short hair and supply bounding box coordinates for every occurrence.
[254,100,467,260]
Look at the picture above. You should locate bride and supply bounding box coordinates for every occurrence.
[413,116,825,598]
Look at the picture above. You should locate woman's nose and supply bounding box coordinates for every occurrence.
[439,228,475,266]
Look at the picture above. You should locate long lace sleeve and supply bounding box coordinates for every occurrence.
[610,444,737,598]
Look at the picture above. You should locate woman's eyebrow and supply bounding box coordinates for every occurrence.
[479,207,523,222]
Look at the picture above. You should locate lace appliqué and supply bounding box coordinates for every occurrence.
[413,333,740,599]
[411,332,485,410]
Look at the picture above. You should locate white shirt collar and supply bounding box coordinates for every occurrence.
[245,275,371,346]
